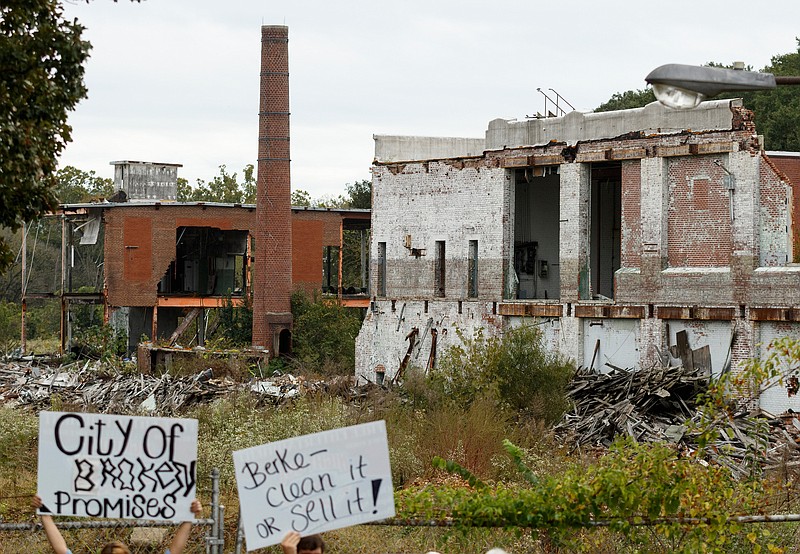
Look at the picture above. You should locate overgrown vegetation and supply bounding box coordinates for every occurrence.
[289,289,363,375]
[4,337,800,551]
[430,323,574,424]
[213,294,253,347]
[5,271,800,551]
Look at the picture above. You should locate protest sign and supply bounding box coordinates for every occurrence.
[37,411,198,522]
[233,420,395,550]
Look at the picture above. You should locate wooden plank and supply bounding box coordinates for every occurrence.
[168,308,201,346]
[589,339,600,372]
[692,345,712,377]
[675,330,694,372]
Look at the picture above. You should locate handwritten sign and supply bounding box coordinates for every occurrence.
[37,411,197,522]
[233,420,395,550]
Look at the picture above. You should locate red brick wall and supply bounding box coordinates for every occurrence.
[292,219,324,296]
[104,203,356,309]
[122,217,152,283]
[621,160,641,268]
[253,25,293,349]
[667,157,732,266]
[105,205,255,306]
[759,154,791,265]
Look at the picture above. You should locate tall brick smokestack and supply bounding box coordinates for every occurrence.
[252,25,292,353]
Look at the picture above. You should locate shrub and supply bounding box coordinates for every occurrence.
[290,290,363,375]
[214,293,253,347]
[432,322,575,423]
[70,323,127,362]
[0,300,20,354]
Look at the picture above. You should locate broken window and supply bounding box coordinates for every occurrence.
[322,245,340,293]
[434,241,446,297]
[513,166,560,300]
[468,240,478,298]
[341,225,370,295]
[377,242,386,297]
[161,227,249,296]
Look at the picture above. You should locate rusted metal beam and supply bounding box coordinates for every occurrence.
[497,303,562,317]
[157,296,246,308]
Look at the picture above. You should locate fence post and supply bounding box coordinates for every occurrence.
[234,509,245,554]
[208,468,220,554]
[216,504,225,554]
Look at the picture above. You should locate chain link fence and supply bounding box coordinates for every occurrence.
[0,469,225,554]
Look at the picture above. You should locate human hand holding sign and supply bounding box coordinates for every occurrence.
[281,531,301,554]
[281,530,325,554]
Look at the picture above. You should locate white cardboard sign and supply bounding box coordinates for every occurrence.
[37,411,198,522]
[233,420,395,550]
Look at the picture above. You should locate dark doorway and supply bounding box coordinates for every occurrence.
[513,166,560,300]
[590,163,622,299]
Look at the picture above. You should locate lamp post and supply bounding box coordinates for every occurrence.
[645,63,800,109]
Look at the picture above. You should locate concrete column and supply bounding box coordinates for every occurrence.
[559,163,590,301]
[728,151,759,304]
[639,157,668,299]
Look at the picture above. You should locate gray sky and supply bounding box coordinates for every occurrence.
[59,0,800,200]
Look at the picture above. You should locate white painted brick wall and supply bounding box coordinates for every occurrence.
[371,162,508,299]
[355,299,501,382]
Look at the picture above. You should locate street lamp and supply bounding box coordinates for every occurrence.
[645,63,800,109]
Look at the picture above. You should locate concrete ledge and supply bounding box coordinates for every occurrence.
[373,135,485,163]
[485,99,740,151]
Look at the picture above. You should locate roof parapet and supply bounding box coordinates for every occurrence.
[485,99,743,151]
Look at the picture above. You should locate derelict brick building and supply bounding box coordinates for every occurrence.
[356,99,800,413]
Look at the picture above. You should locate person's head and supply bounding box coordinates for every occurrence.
[297,533,325,554]
[100,541,130,554]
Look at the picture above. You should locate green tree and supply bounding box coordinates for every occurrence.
[53,166,114,203]
[291,189,312,207]
[344,179,372,209]
[0,0,91,271]
[734,41,800,151]
[184,164,256,203]
[290,290,363,374]
[176,177,192,202]
[596,41,800,150]
[595,88,656,112]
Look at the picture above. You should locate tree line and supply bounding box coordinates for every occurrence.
[595,40,800,152]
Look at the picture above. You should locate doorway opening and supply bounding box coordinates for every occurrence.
[513,166,560,300]
[590,163,621,299]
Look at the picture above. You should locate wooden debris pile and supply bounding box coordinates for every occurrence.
[555,364,800,479]
[0,359,363,414]
[554,364,707,447]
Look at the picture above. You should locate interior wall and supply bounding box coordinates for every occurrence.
[513,169,560,299]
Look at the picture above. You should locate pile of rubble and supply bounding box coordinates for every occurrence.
[0,357,362,415]
[555,364,800,479]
